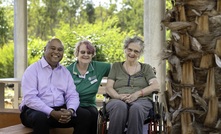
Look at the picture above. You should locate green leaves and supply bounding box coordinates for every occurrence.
[0,42,14,77]
[55,17,134,65]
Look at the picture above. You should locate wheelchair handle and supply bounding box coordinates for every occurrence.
[152,91,159,95]
[152,91,159,102]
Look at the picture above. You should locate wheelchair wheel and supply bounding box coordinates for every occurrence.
[148,102,167,134]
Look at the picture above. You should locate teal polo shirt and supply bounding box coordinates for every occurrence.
[67,61,110,107]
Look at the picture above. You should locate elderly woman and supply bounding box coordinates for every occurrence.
[67,40,111,134]
[106,36,159,134]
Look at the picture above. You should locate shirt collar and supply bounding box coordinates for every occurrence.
[40,57,62,69]
[72,61,94,75]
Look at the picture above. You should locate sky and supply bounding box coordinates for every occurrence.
[0,0,123,10]
[92,0,122,9]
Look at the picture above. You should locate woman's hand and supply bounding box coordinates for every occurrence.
[124,92,140,103]
[118,94,130,101]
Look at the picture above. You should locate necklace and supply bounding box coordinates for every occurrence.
[124,62,138,75]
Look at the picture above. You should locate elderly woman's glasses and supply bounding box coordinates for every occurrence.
[79,50,92,55]
[126,48,140,55]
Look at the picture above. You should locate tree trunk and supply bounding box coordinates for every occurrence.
[162,0,221,133]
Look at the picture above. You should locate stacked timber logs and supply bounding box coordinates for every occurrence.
[162,0,221,133]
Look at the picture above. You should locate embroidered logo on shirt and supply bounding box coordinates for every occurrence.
[88,75,96,81]
[90,79,98,84]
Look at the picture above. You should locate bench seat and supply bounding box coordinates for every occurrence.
[0,77,107,133]
[0,124,32,134]
[0,124,74,134]
[0,109,73,134]
[0,109,21,128]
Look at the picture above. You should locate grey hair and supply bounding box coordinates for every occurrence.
[123,36,144,54]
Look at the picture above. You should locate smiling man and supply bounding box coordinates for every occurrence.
[19,38,80,134]
[43,38,64,69]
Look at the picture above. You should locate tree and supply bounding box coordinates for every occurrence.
[60,0,84,27]
[55,17,136,66]
[28,0,85,40]
[116,0,143,35]
[0,0,144,77]
[0,42,14,77]
[162,0,221,133]
[85,3,95,23]
[0,5,13,47]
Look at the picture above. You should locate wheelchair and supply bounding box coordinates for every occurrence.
[97,91,167,134]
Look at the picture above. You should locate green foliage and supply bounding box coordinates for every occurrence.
[27,0,85,40]
[0,42,14,77]
[116,0,144,35]
[85,3,95,23]
[27,37,46,65]
[55,17,135,66]
[166,0,173,9]
[0,0,171,77]
[0,6,13,46]
[16,17,135,68]
[28,0,59,39]
[165,0,172,40]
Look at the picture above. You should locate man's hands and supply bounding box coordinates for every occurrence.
[50,108,73,124]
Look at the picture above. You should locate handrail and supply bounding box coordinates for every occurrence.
[0,77,108,109]
[0,78,21,109]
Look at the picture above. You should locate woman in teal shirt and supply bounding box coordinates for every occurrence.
[67,40,110,134]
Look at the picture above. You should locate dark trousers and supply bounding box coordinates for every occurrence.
[74,106,98,134]
[20,105,98,134]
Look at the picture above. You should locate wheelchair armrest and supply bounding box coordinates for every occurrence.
[99,93,110,120]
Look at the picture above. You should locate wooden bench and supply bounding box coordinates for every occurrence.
[96,78,107,107]
[0,109,21,128]
[0,78,21,109]
[0,109,73,134]
[0,77,108,133]
[0,124,32,134]
[0,124,74,134]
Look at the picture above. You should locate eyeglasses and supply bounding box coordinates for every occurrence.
[79,50,92,55]
[126,48,141,55]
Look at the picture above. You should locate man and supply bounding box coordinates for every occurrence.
[19,38,80,134]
